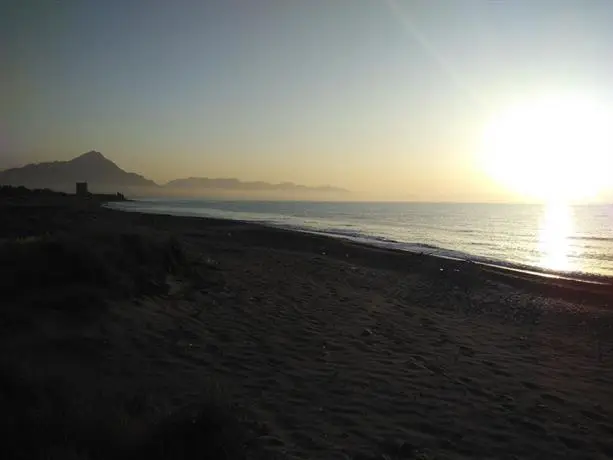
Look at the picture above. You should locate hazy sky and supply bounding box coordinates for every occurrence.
[3,0,612,201]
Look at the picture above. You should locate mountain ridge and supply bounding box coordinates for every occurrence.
[0,151,156,189]
[0,152,349,194]
[165,177,347,193]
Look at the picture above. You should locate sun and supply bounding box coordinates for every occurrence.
[480,93,613,202]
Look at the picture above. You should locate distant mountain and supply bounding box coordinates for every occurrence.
[0,151,158,191]
[0,151,349,195]
[165,177,349,193]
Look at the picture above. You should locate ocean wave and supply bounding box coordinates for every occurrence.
[467,241,493,247]
[583,253,613,262]
[569,236,613,242]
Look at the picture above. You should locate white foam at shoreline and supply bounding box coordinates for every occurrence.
[106,200,613,283]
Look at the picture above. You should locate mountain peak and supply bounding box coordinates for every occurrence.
[75,150,107,161]
[0,151,158,190]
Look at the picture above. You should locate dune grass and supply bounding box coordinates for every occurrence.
[1,230,188,313]
[1,366,263,459]
[0,225,269,459]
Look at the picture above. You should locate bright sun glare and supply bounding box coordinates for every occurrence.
[481,93,613,202]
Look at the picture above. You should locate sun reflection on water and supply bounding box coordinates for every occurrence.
[539,202,574,272]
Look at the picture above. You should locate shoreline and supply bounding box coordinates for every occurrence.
[105,204,613,304]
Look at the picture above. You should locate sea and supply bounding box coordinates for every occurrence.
[107,199,613,279]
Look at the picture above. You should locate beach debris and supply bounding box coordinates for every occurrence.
[205,256,219,266]
[361,328,373,337]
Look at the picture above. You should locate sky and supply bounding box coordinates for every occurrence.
[2,0,613,201]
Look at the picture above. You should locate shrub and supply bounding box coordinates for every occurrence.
[0,231,188,311]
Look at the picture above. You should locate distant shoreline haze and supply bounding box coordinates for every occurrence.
[0,151,349,198]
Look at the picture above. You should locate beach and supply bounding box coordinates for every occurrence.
[2,196,613,459]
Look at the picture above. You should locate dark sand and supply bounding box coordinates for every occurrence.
[1,197,612,459]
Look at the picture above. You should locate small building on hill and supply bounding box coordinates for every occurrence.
[76,182,89,196]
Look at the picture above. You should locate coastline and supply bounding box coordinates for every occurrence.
[2,195,612,459]
[106,203,613,304]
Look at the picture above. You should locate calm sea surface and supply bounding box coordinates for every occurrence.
[109,200,613,277]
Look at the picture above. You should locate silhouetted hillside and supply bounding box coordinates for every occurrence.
[165,177,349,193]
[0,151,157,191]
[0,152,350,196]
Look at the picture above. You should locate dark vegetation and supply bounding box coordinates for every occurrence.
[1,186,188,318]
[0,187,273,460]
[0,184,68,197]
[1,231,186,311]
[1,373,270,460]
